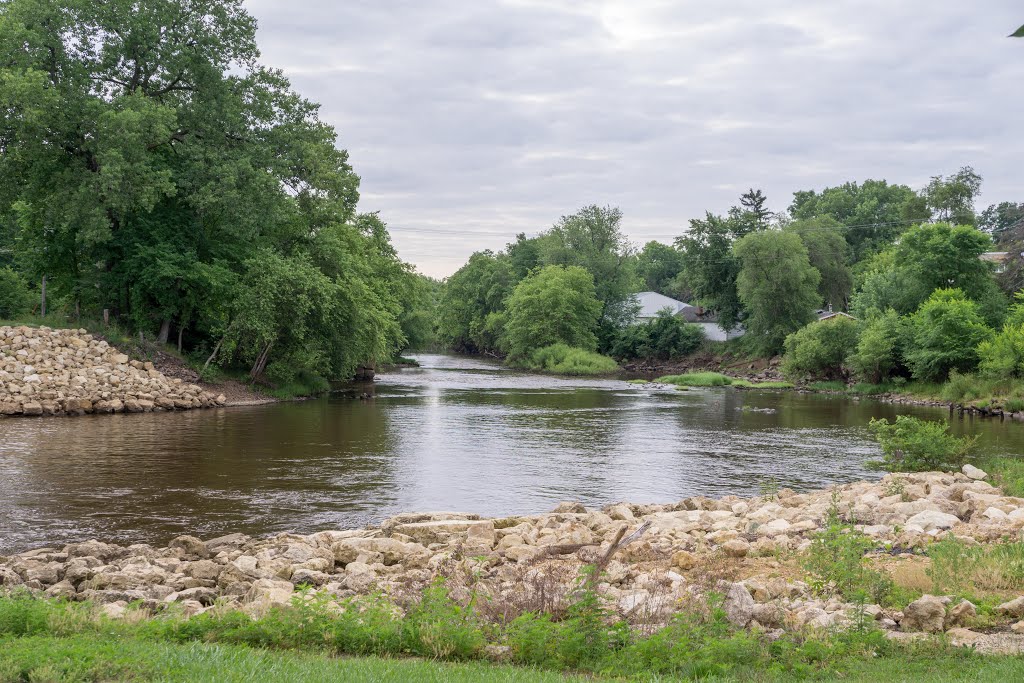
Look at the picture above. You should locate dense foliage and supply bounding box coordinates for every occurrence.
[734,231,821,355]
[0,266,33,318]
[781,317,860,380]
[868,416,976,472]
[0,0,427,384]
[611,310,704,361]
[502,265,602,360]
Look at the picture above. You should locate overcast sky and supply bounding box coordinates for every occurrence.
[246,1,1023,278]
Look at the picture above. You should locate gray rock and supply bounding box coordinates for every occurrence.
[902,595,947,633]
[722,582,755,627]
[962,464,988,481]
[997,596,1024,618]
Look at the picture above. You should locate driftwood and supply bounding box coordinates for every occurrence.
[586,520,652,588]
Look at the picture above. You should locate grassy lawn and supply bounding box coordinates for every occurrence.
[4,634,1024,682]
[0,635,585,683]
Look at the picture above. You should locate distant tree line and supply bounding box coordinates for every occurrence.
[436,168,1023,377]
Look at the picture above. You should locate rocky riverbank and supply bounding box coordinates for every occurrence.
[5,467,1024,652]
[0,325,226,416]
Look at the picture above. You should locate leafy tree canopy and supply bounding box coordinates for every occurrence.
[788,179,927,260]
[734,230,821,355]
[0,0,416,381]
[502,265,602,360]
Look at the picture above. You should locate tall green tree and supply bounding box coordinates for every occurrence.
[734,231,821,355]
[502,265,602,359]
[635,241,686,297]
[675,213,744,330]
[924,167,983,225]
[788,179,928,260]
[979,202,1024,237]
[0,0,409,382]
[436,251,515,354]
[537,205,639,342]
[784,217,852,310]
[851,223,1006,325]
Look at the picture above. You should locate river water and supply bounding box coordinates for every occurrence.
[1,354,1022,554]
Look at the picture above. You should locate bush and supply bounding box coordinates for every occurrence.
[612,310,705,360]
[0,266,34,318]
[804,492,894,604]
[904,288,992,381]
[526,344,619,376]
[847,309,904,383]
[978,295,1024,379]
[867,415,976,472]
[781,316,860,380]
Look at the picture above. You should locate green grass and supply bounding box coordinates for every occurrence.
[626,378,650,384]
[2,587,1024,682]
[983,456,1024,497]
[731,379,794,389]
[262,370,331,399]
[655,373,791,390]
[656,371,734,386]
[520,344,619,376]
[0,635,579,683]
[927,536,1024,596]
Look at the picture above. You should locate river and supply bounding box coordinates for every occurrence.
[1,353,1021,553]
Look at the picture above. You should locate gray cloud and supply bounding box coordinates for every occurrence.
[246,0,1024,276]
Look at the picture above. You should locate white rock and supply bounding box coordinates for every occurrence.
[961,464,987,480]
[905,510,960,531]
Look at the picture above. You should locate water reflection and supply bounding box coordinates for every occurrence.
[1,353,1022,553]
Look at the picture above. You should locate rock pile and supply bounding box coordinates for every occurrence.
[0,326,225,416]
[3,467,1024,651]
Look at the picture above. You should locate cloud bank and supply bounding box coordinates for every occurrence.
[246,0,1024,276]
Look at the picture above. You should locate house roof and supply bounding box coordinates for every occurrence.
[816,310,857,321]
[631,291,692,319]
[980,251,1009,262]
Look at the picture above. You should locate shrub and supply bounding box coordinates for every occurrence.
[0,266,34,318]
[867,415,976,472]
[612,310,705,360]
[403,579,485,660]
[527,344,619,375]
[781,316,860,380]
[847,309,905,383]
[804,492,893,604]
[978,296,1024,379]
[904,288,992,381]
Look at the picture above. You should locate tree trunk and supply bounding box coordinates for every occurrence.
[40,275,46,317]
[177,326,184,353]
[250,341,274,380]
[157,319,171,344]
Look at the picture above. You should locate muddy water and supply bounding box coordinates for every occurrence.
[1,354,1021,553]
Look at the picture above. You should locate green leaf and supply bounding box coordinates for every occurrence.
[1012,24,1024,37]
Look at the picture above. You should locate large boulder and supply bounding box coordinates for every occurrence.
[901,595,947,633]
[905,510,960,531]
[996,596,1024,619]
[722,582,755,627]
[244,579,294,608]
